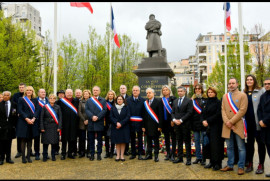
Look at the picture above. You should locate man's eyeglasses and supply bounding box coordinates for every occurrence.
[264,83,270,86]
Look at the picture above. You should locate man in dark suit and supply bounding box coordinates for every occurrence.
[127,85,145,160]
[11,83,25,158]
[85,86,107,161]
[0,91,17,165]
[258,77,270,177]
[142,88,163,162]
[120,84,130,156]
[171,86,193,165]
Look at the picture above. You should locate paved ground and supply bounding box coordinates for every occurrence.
[0,141,269,180]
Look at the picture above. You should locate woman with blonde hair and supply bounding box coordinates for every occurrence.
[78,89,92,158]
[104,90,117,158]
[17,86,39,163]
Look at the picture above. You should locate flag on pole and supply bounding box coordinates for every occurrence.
[70,2,93,14]
[223,2,231,31]
[111,6,120,48]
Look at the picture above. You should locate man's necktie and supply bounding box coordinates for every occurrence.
[178,98,182,107]
[5,101,9,117]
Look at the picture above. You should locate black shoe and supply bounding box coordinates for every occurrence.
[170,155,175,162]
[173,158,183,163]
[143,154,152,160]
[121,158,125,162]
[212,164,221,171]
[129,155,136,160]
[138,155,143,160]
[22,157,27,164]
[186,161,191,165]
[164,154,170,161]
[15,152,22,158]
[6,159,14,164]
[90,155,95,161]
[35,155,40,160]
[266,174,270,177]
[97,154,102,161]
[27,158,32,163]
[55,152,59,155]
[204,163,213,168]
[61,155,66,160]
[115,158,120,162]
[52,157,56,161]
[104,152,110,158]
[201,160,206,166]
[79,154,85,158]
[0,161,3,165]
[43,157,47,162]
[193,158,202,164]
[86,153,90,158]
[154,155,159,162]
[68,155,75,159]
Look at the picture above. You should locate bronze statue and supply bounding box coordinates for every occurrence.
[145,14,162,57]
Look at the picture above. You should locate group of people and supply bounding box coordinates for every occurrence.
[0,75,270,177]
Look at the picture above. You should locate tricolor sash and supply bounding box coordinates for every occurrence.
[23,96,35,114]
[60,98,77,114]
[192,99,202,114]
[226,92,247,142]
[144,100,159,124]
[38,100,46,108]
[106,102,112,111]
[44,104,61,136]
[90,97,103,111]
[162,97,172,114]
[130,116,143,122]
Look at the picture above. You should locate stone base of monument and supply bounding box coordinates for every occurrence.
[133,57,175,98]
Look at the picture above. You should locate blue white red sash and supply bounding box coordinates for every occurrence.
[106,102,112,111]
[192,99,202,114]
[44,104,61,136]
[38,100,46,107]
[90,97,103,111]
[226,92,247,141]
[60,98,77,114]
[162,97,172,114]
[144,100,159,124]
[23,96,35,114]
[130,116,143,122]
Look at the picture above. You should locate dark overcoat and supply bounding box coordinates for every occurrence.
[16,97,40,138]
[110,105,130,144]
[160,96,176,133]
[0,101,17,140]
[191,94,207,132]
[104,100,115,134]
[126,95,145,132]
[142,98,163,137]
[40,104,62,145]
[257,91,270,144]
[85,97,107,132]
[201,97,224,162]
[57,98,79,142]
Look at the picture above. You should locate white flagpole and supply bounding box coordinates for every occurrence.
[238,2,245,91]
[53,2,58,95]
[109,3,112,91]
[224,2,228,93]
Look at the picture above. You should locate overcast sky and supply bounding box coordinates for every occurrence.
[5,2,270,62]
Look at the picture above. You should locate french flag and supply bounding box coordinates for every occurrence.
[224,2,231,31]
[111,6,120,48]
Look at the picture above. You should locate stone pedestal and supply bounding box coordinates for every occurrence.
[133,57,175,98]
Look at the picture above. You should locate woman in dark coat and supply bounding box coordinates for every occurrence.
[78,90,91,158]
[191,84,207,165]
[40,94,62,161]
[104,90,116,158]
[17,86,39,163]
[201,87,224,171]
[160,85,177,161]
[110,95,130,161]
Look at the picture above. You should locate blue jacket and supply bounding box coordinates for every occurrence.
[85,97,107,132]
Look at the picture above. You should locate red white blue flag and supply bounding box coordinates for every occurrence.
[111,6,120,48]
[224,2,231,31]
[70,2,93,14]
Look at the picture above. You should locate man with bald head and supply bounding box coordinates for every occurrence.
[57,89,79,160]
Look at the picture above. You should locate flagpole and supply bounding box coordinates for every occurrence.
[238,2,245,91]
[53,2,58,95]
[224,2,228,93]
[109,3,112,91]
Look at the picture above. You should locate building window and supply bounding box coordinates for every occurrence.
[205,36,210,42]
[219,36,223,41]
[208,46,211,53]
[209,65,212,73]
